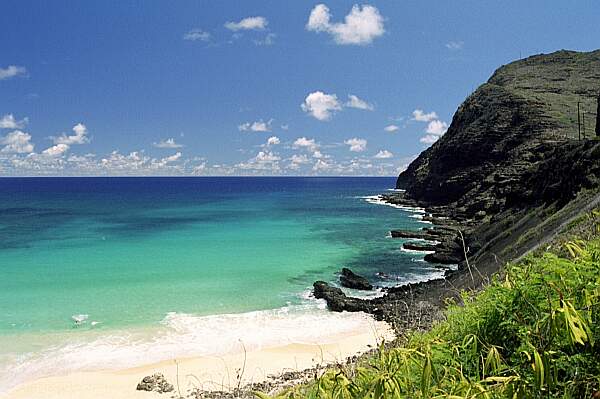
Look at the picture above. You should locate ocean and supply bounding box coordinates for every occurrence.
[0,177,440,392]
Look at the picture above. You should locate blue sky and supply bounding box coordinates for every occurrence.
[1,1,599,176]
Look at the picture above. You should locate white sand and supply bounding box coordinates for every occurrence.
[2,321,393,399]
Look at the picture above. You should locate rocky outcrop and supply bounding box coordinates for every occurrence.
[313,281,372,313]
[315,50,600,333]
[397,50,600,219]
[340,268,373,290]
[136,373,174,394]
[402,241,437,251]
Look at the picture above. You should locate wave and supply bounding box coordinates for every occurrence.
[400,247,436,255]
[0,304,382,394]
[361,195,426,213]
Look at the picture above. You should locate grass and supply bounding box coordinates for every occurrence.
[256,211,600,398]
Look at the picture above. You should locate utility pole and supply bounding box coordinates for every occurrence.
[582,111,586,139]
[577,101,581,140]
[596,90,600,137]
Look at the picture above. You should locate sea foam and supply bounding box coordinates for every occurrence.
[0,304,383,394]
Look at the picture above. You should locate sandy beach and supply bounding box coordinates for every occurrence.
[2,320,392,399]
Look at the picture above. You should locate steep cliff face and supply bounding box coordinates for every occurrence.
[397,50,600,220]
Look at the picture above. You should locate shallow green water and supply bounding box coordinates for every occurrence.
[0,177,441,391]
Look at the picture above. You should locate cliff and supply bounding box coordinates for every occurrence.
[397,50,600,217]
[394,50,600,277]
[314,50,600,325]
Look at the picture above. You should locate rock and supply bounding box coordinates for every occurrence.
[403,241,437,252]
[136,373,174,394]
[390,230,433,240]
[313,281,373,313]
[424,252,463,265]
[339,268,372,290]
[137,382,153,391]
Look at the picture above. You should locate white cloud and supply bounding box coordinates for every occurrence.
[374,150,393,159]
[280,124,289,130]
[0,65,27,80]
[236,150,281,172]
[412,109,448,145]
[0,130,34,153]
[254,33,276,46]
[426,120,448,135]
[445,41,464,50]
[312,150,324,159]
[301,91,341,121]
[420,134,439,145]
[266,136,280,146]
[287,154,311,170]
[412,109,438,122]
[384,124,399,132]
[345,94,374,111]
[53,123,89,145]
[238,119,273,132]
[183,29,211,42]
[344,138,367,152]
[306,4,385,45]
[42,143,70,157]
[292,137,319,152]
[153,138,183,148]
[313,159,332,171]
[160,152,182,163]
[0,114,28,129]
[225,16,268,31]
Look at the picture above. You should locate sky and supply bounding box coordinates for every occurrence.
[1,1,599,176]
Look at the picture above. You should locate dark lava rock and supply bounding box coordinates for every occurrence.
[136,373,174,394]
[340,268,373,290]
[390,230,434,240]
[313,281,373,313]
[424,251,463,265]
[403,241,437,252]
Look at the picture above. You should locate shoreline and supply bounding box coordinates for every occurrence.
[1,320,393,399]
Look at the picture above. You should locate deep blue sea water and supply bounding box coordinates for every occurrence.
[0,177,439,391]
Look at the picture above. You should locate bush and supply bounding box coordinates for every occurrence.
[257,239,600,398]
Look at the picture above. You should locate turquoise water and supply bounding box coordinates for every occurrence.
[0,177,439,391]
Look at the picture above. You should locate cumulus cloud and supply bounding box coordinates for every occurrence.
[345,94,374,110]
[0,130,34,153]
[374,150,393,159]
[183,29,211,41]
[287,153,311,170]
[0,114,28,129]
[42,143,70,157]
[426,120,448,136]
[266,136,280,146]
[225,16,268,31]
[420,134,440,145]
[412,109,448,145]
[236,150,281,172]
[301,91,341,121]
[0,65,27,80]
[292,137,319,152]
[384,124,399,132]
[306,4,385,45]
[52,123,89,145]
[238,119,273,132]
[153,138,183,148]
[445,41,464,50]
[313,159,332,171]
[412,109,438,122]
[344,137,367,152]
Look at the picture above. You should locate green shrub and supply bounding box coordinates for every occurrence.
[257,238,600,398]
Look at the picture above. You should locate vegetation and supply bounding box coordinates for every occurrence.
[256,212,600,398]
